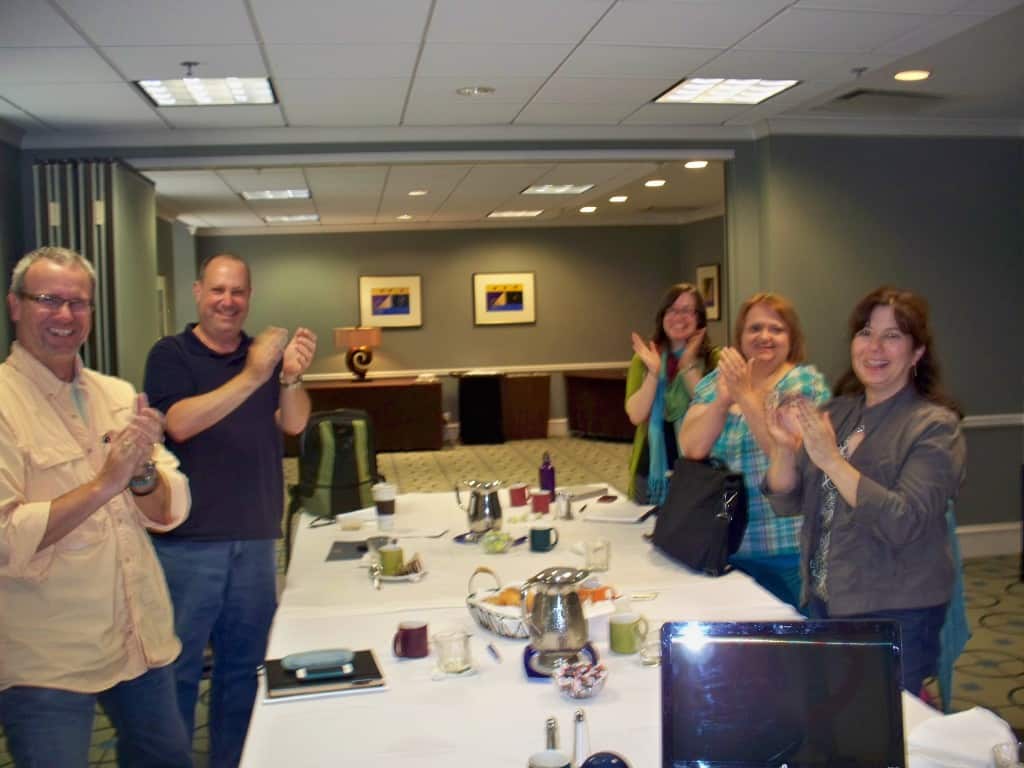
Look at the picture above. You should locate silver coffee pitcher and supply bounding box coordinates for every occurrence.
[520,566,590,673]
[455,479,503,533]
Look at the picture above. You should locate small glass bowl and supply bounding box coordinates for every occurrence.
[552,660,608,700]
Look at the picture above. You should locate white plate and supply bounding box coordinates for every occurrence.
[378,570,428,583]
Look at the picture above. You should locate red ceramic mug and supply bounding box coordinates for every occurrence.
[393,621,429,659]
[509,483,531,507]
[531,490,551,514]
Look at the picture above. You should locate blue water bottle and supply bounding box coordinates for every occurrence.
[539,452,556,494]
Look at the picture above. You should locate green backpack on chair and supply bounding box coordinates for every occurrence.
[285,408,380,565]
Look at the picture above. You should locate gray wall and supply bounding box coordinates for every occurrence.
[0,139,22,352]
[111,165,159,389]
[170,220,196,332]
[195,225,689,370]
[678,216,727,348]
[727,135,1024,526]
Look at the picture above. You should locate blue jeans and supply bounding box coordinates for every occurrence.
[729,553,804,612]
[152,538,277,768]
[0,665,191,768]
[807,597,947,694]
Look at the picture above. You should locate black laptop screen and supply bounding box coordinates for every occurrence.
[660,621,905,768]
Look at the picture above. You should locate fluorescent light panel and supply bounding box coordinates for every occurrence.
[487,210,543,218]
[241,188,310,200]
[137,77,276,107]
[521,183,594,195]
[264,214,319,224]
[656,78,798,105]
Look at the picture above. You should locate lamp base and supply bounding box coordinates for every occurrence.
[345,346,374,380]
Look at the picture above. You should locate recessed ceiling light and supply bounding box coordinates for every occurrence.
[894,69,930,82]
[487,210,543,218]
[136,77,276,107]
[522,183,595,195]
[684,161,709,170]
[579,206,597,214]
[241,188,310,200]
[656,78,798,105]
[608,195,628,203]
[264,214,319,224]
[644,179,666,188]
[396,214,413,220]
[456,85,496,97]
[407,189,428,196]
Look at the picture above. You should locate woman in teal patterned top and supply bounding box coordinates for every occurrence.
[625,284,716,505]
[680,292,829,609]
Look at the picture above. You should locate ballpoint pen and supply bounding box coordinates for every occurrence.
[486,643,502,663]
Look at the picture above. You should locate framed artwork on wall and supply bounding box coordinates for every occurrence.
[359,275,422,328]
[472,272,536,325]
[696,264,720,321]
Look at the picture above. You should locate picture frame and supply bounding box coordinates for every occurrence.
[359,275,422,328]
[696,264,721,321]
[472,272,536,326]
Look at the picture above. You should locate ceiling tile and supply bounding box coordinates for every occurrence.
[250,0,432,44]
[55,0,259,46]
[954,0,1024,12]
[0,48,121,84]
[588,1,791,47]
[403,100,525,126]
[428,0,613,44]
[266,44,420,79]
[623,103,745,125]
[201,212,267,227]
[692,49,897,82]
[407,76,545,103]
[143,170,233,198]
[874,12,991,54]
[305,166,387,218]
[722,81,840,124]
[275,78,406,126]
[102,44,267,80]
[160,105,286,129]
[738,8,935,52]
[378,164,472,216]
[218,168,308,192]
[0,83,163,130]
[557,44,718,78]
[0,0,85,46]
[247,199,316,217]
[532,76,675,104]
[794,0,966,10]
[417,43,573,78]
[0,98,44,130]
[515,101,633,124]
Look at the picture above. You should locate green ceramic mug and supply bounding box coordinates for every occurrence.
[379,544,404,577]
[609,612,649,654]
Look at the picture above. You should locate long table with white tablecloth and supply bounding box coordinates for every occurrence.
[240,489,945,767]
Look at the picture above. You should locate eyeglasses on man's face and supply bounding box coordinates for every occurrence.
[19,292,95,314]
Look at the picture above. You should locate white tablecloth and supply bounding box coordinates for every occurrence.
[240,489,971,768]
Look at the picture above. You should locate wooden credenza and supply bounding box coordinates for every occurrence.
[287,377,443,454]
[563,369,635,441]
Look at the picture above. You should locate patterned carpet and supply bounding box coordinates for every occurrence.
[1,437,1020,765]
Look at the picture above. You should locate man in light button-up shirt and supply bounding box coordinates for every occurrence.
[0,247,193,768]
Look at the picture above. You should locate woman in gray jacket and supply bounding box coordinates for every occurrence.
[764,287,965,695]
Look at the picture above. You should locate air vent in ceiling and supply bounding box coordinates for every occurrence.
[814,88,946,115]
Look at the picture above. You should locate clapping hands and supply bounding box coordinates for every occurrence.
[282,327,317,381]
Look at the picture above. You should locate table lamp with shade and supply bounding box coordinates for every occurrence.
[334,326,382,380]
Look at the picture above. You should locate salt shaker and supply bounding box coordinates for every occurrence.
[572,709,590,767]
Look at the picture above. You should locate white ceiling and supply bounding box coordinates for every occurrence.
[2,0,1022,234]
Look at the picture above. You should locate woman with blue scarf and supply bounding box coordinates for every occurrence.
[625,283,716,505]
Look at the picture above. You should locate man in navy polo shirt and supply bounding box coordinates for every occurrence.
[143,253,316,767]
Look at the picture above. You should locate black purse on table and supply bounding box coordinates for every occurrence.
[649,457,748,577]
